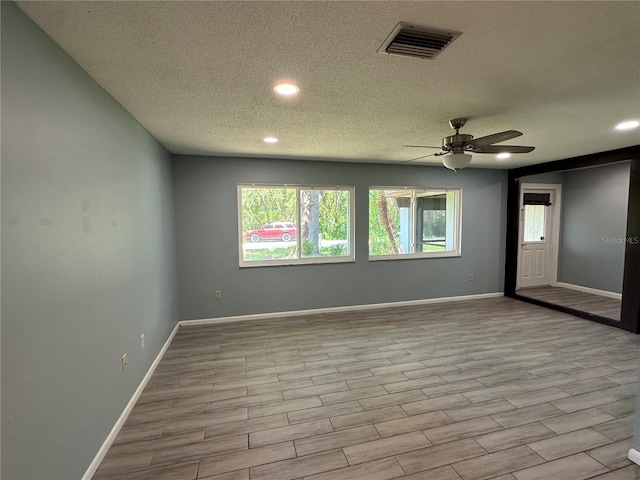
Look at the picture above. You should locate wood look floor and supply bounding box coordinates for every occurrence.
[93,297,640,480]
[517,286,622,321]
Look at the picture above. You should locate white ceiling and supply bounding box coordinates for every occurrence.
[17,1,640,168]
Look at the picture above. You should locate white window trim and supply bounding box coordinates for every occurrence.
[238,184,355,268]
[368,187,462,261]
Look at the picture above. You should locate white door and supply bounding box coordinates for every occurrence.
[517,185,561,289]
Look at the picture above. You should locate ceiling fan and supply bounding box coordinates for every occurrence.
[404,118,535,170]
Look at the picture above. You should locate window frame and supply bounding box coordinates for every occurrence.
[238,183,355,268]
[368,186,462,261]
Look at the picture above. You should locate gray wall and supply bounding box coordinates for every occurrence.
[1,4,179,479]
[558,162,630,293]
[173,155,507,320]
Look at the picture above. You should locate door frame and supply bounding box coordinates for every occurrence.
[516,183,562,290]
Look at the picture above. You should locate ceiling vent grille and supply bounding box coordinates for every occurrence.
[378,23,462,60]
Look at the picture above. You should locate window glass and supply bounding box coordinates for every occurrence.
[523,204,547,242]
[300,188,350,258]
[239,185,353,266]
[369,188,461,259]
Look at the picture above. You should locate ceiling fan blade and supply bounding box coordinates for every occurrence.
[398,152,439,164]
[470,145,535,154]
[403,145,442,149]
[467,130,523,148]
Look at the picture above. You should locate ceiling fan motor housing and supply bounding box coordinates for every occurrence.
[443,133,473,151]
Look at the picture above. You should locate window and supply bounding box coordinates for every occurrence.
[238,184,354,266]
[369,187,461,259]
[523,205,547,242]
[522,192,551,242]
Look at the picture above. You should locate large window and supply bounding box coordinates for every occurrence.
[369,187,461,259]
[238,184,354,266]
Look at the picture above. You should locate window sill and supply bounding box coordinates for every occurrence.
[369,252,461,261]
[240,256,356,268]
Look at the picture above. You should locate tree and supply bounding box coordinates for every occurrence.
[368,190,403,255]
[376,191,403,254]
[319,190,348,240]
[241,187,296,230]
[301,189,322,256]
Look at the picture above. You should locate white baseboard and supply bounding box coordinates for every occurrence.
[179,292,504,327]
[556,282,622,300]
[628,448,640,465]
[81,322,181,480]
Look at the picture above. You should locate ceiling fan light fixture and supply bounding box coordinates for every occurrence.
[496,152,511,160]
[442,153,472,171]
[263,137,279,144]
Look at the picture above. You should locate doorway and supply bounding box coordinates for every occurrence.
[517,184,561,290]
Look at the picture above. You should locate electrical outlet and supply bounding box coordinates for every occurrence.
[215,290,222,299]
[122,353,128,372]
[140,334,145,349]
[469,273,474,281]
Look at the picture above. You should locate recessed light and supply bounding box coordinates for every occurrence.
[496,153,511,160]
[273,83,300,96]
[615,120,639,131]
[263,137,279,144]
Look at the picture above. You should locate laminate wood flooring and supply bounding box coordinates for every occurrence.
[517,286,621,321]
[93,297,640,480]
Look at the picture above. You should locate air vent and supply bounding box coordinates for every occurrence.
[378,23,461,60]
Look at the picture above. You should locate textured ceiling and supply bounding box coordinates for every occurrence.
[17,1,640,168]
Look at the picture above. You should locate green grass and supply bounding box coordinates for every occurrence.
[244,247,291,261]
[244,245,347,261]
[423,244,446,251]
